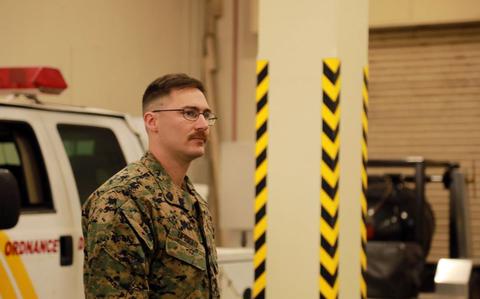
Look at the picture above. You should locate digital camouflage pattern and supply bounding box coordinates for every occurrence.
[82,152,219,298]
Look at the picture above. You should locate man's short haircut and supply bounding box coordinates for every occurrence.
[142,73,206,112]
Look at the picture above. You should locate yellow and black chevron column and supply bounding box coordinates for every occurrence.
[320,58,341,299]
[360,66,369,299]
[254,59,269,299]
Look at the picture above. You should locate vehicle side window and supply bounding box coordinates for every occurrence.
[57,124,127,205]
[0,121,53,211]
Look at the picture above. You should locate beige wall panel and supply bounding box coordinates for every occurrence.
[0,0,204,116]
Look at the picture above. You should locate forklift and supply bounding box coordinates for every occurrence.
[365,157,478,299]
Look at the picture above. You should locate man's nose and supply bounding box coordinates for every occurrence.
[195,114,209,129]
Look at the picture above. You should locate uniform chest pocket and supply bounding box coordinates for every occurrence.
[165,229,207,271]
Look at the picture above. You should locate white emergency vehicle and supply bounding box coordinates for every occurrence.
[0,67,252,299]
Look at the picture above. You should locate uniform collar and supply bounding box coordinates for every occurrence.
[141,151,197,213]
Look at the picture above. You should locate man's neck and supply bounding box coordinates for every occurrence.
[149,147,190,187]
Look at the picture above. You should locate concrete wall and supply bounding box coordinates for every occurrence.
[0,0,204,117]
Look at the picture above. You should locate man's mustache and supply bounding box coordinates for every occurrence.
[189,132,208,141]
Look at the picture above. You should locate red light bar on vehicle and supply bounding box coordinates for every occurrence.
[0,67,67,95]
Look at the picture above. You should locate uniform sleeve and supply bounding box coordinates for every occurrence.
[82,191,152,299]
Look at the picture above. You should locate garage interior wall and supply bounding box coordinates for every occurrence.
[368,23,480,262]
[0,0,213,186]
[3,0,480,253]
[0,0,205,117]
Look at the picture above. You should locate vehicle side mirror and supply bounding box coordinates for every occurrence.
[0,168,21,229]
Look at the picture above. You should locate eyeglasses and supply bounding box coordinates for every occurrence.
[151,107,217,126]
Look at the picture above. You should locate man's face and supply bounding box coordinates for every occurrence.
[147,87,211,162]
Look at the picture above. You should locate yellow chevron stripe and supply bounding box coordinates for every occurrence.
[361,141,368,159]
[322,76,341,101]
[320,195,339,216]
[322,105,341,130]
[320,247,339,274]
[321,133,340,159]
[320,191,340,217]
[360,249,367,268]
[324,58,341,74]
[255,160,267,185]
[362,113,368,133]
[253,271,267,297]
[320,193,339,213]
[257,59,268,74]
[320,218,339,246]
[362,86,369,105]
[254,216,267,240]
[255,188,268,213]
[0,232,38,299]
[255,81,270,102]
[254,244,267,268]
[360,222,367,241]
[255,133,268,156]
[321,161,340,187]
[319,277,339,297]
[256,77,269,102]
[360,279,367,297]
[256,105,269,130]
[360,194,367,215]
[361,168,368,189]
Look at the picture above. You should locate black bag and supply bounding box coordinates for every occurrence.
[366,242,424,299]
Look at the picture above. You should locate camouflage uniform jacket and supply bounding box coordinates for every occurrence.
[82,152,219,298]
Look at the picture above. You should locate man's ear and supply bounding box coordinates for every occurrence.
[144,112,158,133]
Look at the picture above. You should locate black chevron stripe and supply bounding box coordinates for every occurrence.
[256,121,267,141]
[320,265,338,286]
[323,62,340,85]
[321,235,339,256]
[255,203,266,224]
[322,149,339,170]
[255,260,266,279]
[255,289,265,299]
[256,148,267,168]
[363,101,368,117]
[321,176,339,199]
[321,207,339,228]
[256,176,266,196]
[255,231,266,251]
[320,294,338,299]
[257,64,268,85]
[363,72,368,90]
[323,92,340,112]
[322,120,339,143]
[257,93,267,112]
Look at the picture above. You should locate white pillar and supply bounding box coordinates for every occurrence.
[256,1,368,298]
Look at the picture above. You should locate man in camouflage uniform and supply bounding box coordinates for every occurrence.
[82,74,220,298]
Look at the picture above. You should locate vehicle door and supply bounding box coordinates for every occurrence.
[39,109,144,298]
[0,106,76,299]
